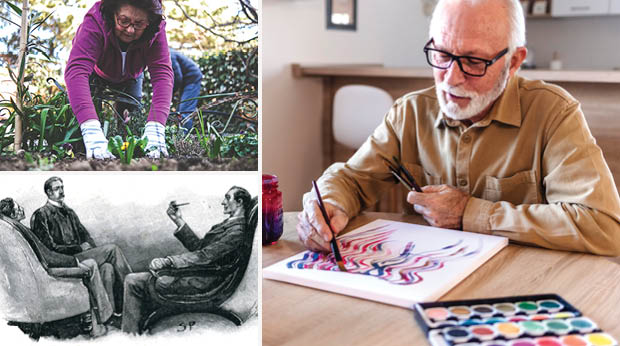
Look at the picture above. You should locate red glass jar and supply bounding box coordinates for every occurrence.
[262,174,283,245]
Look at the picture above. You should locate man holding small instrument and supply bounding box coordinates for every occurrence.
[297,0,620,256]
[121,186,254,334]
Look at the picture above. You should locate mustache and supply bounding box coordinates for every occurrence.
[437,83,480,99]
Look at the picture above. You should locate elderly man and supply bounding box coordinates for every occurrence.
[121,186,254,334]
[30,177,133,324]
[298,0,620,256]
[0,198,113,336]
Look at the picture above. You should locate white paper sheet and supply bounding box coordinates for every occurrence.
[263,219,508,308]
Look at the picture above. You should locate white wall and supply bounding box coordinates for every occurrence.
[262,0,620,211]
[262,0,428,211]
[526,16,620,70]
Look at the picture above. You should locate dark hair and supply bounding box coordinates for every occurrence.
[100,0,164,43]
[44,176,63,196]
[0,198,15,217]
[228,186,253,217]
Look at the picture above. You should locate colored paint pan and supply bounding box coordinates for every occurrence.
[509,316,528,322]
[567,317,596,334]
[516,301,539,315]
[543,319,570,335]
[585,333,617,346]
[486,317,507,324]
[461,319,485,326]
[520,320,546,337]
[530,314,550,321]
[449,305,473,319]
[471,304,496,318]
[535,336,562,346]
[496,322,523,339]
[470,324,497,341]
[425,307,450,321]
[443,326,471,343]
[551,311,575,319]
[509,338,536,346]
[537,299,563,313]
[560,335,588,346]
[494,302,518,316]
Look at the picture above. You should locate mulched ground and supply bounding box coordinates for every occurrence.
[0,154,257,171]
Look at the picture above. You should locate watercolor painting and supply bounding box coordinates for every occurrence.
[264,219,508,308]
[287,224,483,285]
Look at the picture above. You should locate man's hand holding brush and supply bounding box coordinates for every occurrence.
[297,195,349,253]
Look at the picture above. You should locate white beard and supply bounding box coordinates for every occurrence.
[435,63,511,121]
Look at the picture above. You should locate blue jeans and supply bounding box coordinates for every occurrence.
[175,71,202,133]
[89,73,144,117]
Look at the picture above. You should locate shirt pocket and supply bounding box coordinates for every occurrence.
[403,163,442,187]
[483,169,540,204]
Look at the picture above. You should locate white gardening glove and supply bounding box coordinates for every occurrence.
[80,119,115,159]
[142,121,169,158]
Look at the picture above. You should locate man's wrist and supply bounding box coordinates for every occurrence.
[163,257,173,267]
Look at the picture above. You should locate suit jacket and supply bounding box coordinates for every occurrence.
[1,215,77,270]
[168,216,248,269]
[157,216,250,296]
[30,203,96,256]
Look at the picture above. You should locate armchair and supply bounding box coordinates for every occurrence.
[0,218,93,339]
[140,197,259,333]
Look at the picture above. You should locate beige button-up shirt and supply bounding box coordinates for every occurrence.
[314,75,620,256]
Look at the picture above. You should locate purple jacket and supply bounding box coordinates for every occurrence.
[64,1,173,125]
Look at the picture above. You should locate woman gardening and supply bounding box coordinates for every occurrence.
[64,0,173,159]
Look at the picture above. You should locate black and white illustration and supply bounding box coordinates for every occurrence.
[0,173,258,343]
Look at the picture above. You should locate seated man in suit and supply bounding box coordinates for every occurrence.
[0,197,113,335]
[30,177,132,323]
[121,186,254,334]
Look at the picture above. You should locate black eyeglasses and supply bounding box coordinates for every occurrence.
[115,14,149,30]
[423,38,509,77]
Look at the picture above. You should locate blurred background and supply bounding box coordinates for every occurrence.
[263,0,620,211]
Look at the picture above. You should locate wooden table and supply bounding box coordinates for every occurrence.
[262,212,620,346]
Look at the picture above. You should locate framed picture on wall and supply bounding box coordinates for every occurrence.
[326,0,357,31]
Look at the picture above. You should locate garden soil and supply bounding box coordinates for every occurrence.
[0,155,257,171]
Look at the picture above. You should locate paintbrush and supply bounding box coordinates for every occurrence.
[385,161,414,191]
[389,156,423,192]
[312,180,347,272]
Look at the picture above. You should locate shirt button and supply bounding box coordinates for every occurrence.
[462,135,471,143]
[459,179,468,187]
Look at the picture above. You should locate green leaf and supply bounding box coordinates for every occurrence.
[38,108,48,151]
[9,98,23,117]
[30,11,54,33]
[30,47,53,62]
[6,1,22,16]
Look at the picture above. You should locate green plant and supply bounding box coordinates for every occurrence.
[107,133,148,164]
[196,109,223,160]
[221,131,257,158]
[0,2,81,156]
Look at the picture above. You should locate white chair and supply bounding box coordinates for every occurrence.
[332,85,394,149]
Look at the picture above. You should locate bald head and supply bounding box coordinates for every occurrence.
[429,0,525,51]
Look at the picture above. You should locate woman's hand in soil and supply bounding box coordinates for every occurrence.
[143,121,169,159]
[80,119,115,159]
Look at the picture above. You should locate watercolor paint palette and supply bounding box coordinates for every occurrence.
[414,294,618,346]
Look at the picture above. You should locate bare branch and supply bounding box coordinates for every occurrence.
[239,0,257,24]
[171,0,257,45]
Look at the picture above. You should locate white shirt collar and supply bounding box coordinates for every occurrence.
[47,199,64,208]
